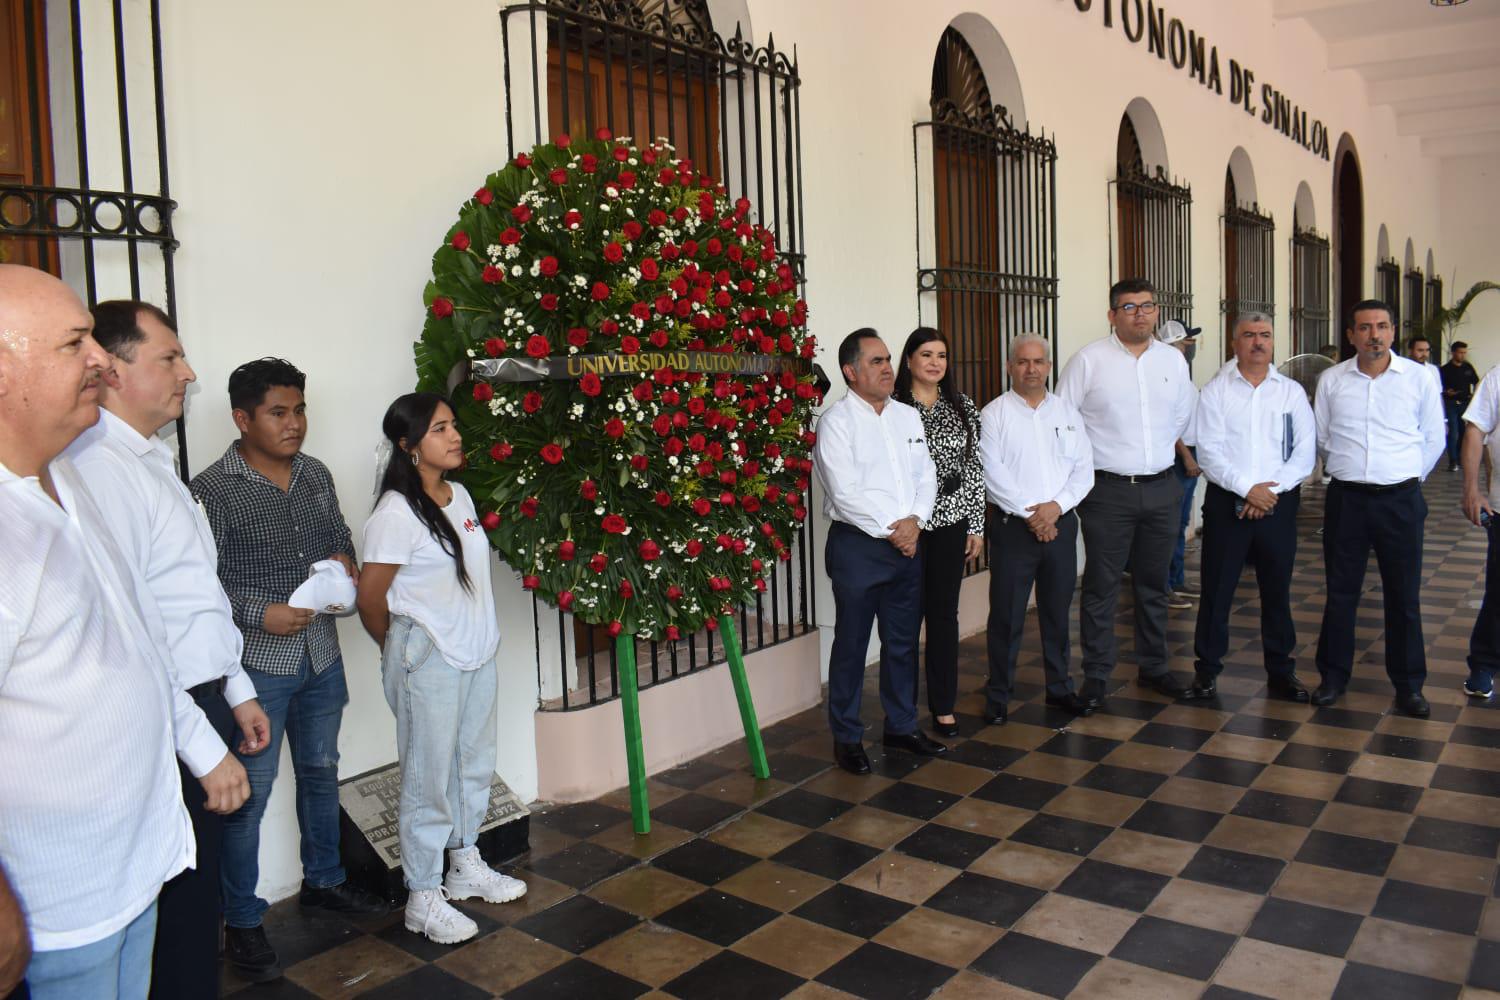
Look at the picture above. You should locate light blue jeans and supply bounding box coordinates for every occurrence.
[25,901,157,1000]
[381,616,498,890]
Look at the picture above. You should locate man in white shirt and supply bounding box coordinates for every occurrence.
[65,300,267,999]
[1314,299,1446,716]
[1406,334,1444,398]
[813,329,947,774]
[0,264,194,998]
[979,333,1096,722]
[1057,278,1198,709]
[1460,364,1500,701]
[1185,313,1315,702]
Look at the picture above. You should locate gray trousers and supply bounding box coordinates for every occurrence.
[1077,473,1182,680]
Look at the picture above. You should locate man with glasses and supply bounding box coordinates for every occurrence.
[1313,300,1445,716]
[1058,278,1198,709]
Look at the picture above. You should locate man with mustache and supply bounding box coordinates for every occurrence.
[1183,313,1315,702]
[0,265,194,998]
[1313,300,1445,716]
[191,358,385,982]
[814,328,947,775]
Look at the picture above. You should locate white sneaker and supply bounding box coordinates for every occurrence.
[445,845,528,904]
[404,887,478,944]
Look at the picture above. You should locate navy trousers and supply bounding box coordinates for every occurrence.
[985,510,1079,708]
[1469,521,1500,683]
[825,521,921,744]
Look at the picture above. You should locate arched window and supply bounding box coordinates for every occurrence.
[1401,240,1422,350]
[1111,104,1191,329]
[1290,185,1330,356]
[1220,155,1274,360]
[1375,225,1400,326]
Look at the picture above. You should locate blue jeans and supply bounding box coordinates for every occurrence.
[381,617,498,890]
[25,901,157,1000]
[1170,460,1199,591]
[221,653,348,929]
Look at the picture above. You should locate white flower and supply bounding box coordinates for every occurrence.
[511,265,523,276]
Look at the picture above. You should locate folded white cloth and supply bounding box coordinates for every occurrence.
[289,559,358,616]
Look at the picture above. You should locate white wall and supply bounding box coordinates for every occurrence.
[1438,156,1500,374]
[143,0,1469,903]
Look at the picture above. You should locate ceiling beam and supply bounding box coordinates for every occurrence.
[1327,22,1495,70]
[1421,131,1500,159]
[1368,67,1500,106]
[1271,0,1366,17]
[1397,107,1500,138]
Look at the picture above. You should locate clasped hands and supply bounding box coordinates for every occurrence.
[1239,482,1279,520]
[1023,501,1062,542]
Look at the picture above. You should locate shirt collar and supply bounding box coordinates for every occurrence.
[221,440,304,483]
[1108,332,1168,359]
[98,408,163,460]
[1227,364,1286,388]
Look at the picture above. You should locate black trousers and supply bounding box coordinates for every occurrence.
[1469,521,1500,680]
[919,521,970,717]
[150,683,237,1000]
[1315,480,1428,694]
[1193,484,1299,679]
[986,511,1079,708]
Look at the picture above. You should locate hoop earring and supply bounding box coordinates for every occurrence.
[410,451,420,468]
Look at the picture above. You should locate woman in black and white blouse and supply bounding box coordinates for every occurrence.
[894,328,986,736]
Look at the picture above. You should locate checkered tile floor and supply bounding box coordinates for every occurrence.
[224,472,1500,999]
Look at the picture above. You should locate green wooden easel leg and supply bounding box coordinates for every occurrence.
[719,615,771,780]
[616,634,650,834]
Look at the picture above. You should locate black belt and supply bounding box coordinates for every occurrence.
[189,678,227,699]
[1206,483,1302,499]
[1330,478,1418,494]
[1096,468,1173,484]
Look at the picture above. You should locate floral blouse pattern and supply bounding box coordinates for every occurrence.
[913,392,986,534]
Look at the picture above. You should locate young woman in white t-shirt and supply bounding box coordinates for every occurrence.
[355,392,524,944]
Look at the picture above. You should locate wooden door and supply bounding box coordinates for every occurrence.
[0,0,54,272]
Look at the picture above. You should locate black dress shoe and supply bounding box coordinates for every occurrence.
[1138,672,1190,698]
[224,925,282,983]
[882,730,948,756]
[1311,684,1343,707]
[983,702,1008,726]
[834,741,871,775]
[1079,678,1107,711]
[1044,692,1095,717]
[1396,692,1431,718]
[1266,674,1311,703]
[299,880,390,917]
[1180,674,1217,700]
[931,717,961,738]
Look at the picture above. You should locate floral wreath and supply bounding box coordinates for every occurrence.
[415,128,819,642]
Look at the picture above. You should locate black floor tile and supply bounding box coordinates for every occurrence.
[972,772,1067,811]
[1404,815,1500,859]
[1372,879,1486,935]
[1432,764,1500,798]
[664,949,804,1000]
[533,800,633,838]
[1179,845,1286,894]
[1334,776,1426,814]
[1122,800,1224,843]
[1231,788,1327,827]
[1055,859,1170,912]
[1177,754,1267,787]
[894,823,999,869]
[970,932,1101,998]
[651,838,760,886]
[1109,914,1238,981]
[863,781,962,821]
[753,788,854,829]
[1365,733,1446,763]
[1037,731,1121,762]
[1131,722,1217,751]
[1332,961,1461,1000]
[1246,897,1364,957]
[866,747,934,780]
[764,752,831,784]
[1074,763,1168,799]
[1220,714,1302,741]
[1294,830,1398,877]
[815,941,956,1000]
[376,907,501,963]
[1274,743,1362,774]
[1309,706,1384,731]
[770,832,882,881]
[921,871,1045,927]
[513,894,640,953]
[1008,813,1114,856]
[943,740,1028,772]
[1472,939,1500,991]
[655,889,780,946]
[1202,987,1271,1000]
[655,758,736,791]
[357,964,494,1000]
[1101,696,1169,721]
[223,979,318,999]
[256,907,363,968]
[503,958,650,1000]
[651,792,745,833]
[523,840,639,889]
[792,882,913,938]
[1008,702,1094,730]
[1450,724,1500,750]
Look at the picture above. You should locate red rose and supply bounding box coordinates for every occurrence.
[620,336,640,354]
[618,580,634,599]
[602,514,627,534]
[558,540,575,561]
[562,329,586,350]
[706,238,722,255]
[540,443,564,465]
[523,391,543,413]
[514,153,532,168]
[640,258,659,281]
[654,491,671,507]
[451,231,471,251]
[482,265,504,285]
[607,621,623,638]
[632,380,654,402]
[555,133,572,148]
[480,511,501,530]
[603,242,624,263]
[558,590,575,611]
[473,383,493,402]
[630,454,649,471]
[652,414,672,436]
[659,168,677,185]
[604,418,625,438]
[522,574,539,590]
[595,126,613,140]
[601,319,619,335]
[649,330,669,348]
[720,492,736,507]
[622,221,643,241]
[618,171,636,188]
[612,145,629,162]
[579,372,602,397]
[500,227,522,245]
[539,256,559,276]
[665,625,681,641]
[692,498,711,516]
[526,335,551,358]
[580,479,598,500]
[475,187,494,205]
[667,585,684,601]
[489,442,512,461]
[483,337,504,357]
[430,297,454,318]
[520,496,539,518]
[540,294,559,311]
[511,204,532,223]
[764,484,781,502]
[755,578,767,593]
[580,153,597,174]
[664,437,684,457]
[589,553,607,573]
[688,433,707,452]
[563,209,582,229]
[720,470,738,485]
[591,282,611,301]
[685,540,704,557]
[741,496,761,513]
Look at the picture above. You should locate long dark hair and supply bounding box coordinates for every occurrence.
[893,327,975,459]
[377,391,470,591]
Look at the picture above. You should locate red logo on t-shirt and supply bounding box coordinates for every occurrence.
[462,517,478,533]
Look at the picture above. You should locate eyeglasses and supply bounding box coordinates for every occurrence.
[1114,302,1159,315]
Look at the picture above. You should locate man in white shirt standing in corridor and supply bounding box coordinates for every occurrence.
[814,328,947,775]
[1057,278,1198,709]
[1313,299,1445,716]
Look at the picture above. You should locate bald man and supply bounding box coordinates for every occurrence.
[0,265,194,1000]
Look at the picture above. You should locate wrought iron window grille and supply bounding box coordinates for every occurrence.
[1220,199,1276,359]
[1290,227,1331,356]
